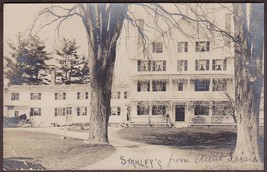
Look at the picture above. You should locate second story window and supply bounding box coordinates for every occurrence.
[195,60,209,71]
[152,60,166,71]
[111,107,121,116]
[177,42,188,53]
[124,92,128,99]
[55,93,66,100]
[152,42,163,53]
[111,92,121,99]
[212,59,227,71]
[137,81,150,92]
[152,80,166,92]
[54,107,65,116]
[77,92,89,99]
[177,60,188,71]
[195,79,210,91]
[30,107,41,116]
[30,93,41,100]
[195,41,210,52]
[11,93,19,101]
[77,107,87,116]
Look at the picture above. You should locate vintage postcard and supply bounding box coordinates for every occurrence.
[3,3,264,170]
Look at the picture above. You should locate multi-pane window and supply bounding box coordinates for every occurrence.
[77,107,87,116]
[152,42,163,53]
[212,59,227,71]
[111,92,121,99]
[137,81,150,92]
[124,92,128,99]
[212,79,227,91]
[152,105,166,116]
[54,107,65,116]
[30,93,41,100]
[195,41,210,52]
[30,107,41,116]
[111,107,121,116]
[137,60,166,72]
[177,42,188,53]
[11,93,19,101]
[137,102,149,115]
[195,105,209,115]
[77,92,89,99]
[178,82,184,91]
[152,80,166,92]
[177,60,188,71]
[55,93,66,100]
[195,60,209,71]
[66,107,72,115]
[195,79,210,91]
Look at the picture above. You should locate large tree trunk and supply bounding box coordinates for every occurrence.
[233,3,263,162]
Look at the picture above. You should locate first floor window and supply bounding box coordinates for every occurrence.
[212,79,227,91]
[55,107,65,116]
[30,93,41,100]
[11,93,19,101]
[30,107,41,116]
[195,79,210,91]
[111,107,121,116]
[77,107,87,116]
[137,102,150,115]
[66,107,72,115]
[194,105,209,116]
[152,80,166,91]
[152,105,166,115]
[178,82,184,91]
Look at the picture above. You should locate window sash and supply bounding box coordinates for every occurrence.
[55,107,65,116]
[177,42,188,53]
[55,93,66,100]
[11,93,19,100]
[196,41,210,52]
[30,107,41,116]
[77,107,87,116]
[152,80,166,92]
[30,93,41,100]
[152,42,163,53]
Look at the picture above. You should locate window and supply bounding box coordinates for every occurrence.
[152,80,166,92]
[195,60,209,71]
[77,92,89,99]
[152,105,166,116]
[195,105,209,116]
[137,102,149,115]
[195,41,210,52]
[111,92,121,99]
[66,107,72,115]
[195,79,210,91]
[152,60,166,71]
[212,79,227,91]
[55,93,66,100]
[54,107,65,116]
[124,92,128,99]
[178,82,183,91]
[177,42,188,53]
[212,59,227,71]
[30,107,41,116]
[137,60,166,72]
[117,92,121,99]
[152,42,163,53]
[137,81,150,92]
[77,107,87,116]
[11,93,19,101]
[111,107,121,116]
[30,93,41,100]
[177,60,188,71]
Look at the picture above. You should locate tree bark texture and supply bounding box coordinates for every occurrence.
[233,3,263,162]
[79,4,128,143]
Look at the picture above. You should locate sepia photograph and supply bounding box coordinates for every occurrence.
[2,2,264,170]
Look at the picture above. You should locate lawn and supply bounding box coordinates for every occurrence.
[117,126,264,163]
[3,129,115,170]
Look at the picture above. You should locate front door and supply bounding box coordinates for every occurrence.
[66,107,72,122]
[175,106,185,122]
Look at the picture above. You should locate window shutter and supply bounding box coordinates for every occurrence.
[195,60,199,71]
[137,60,141,71]
[212,60,216,70]
[147,82,150,92]
[223,59,227,70]
[148,60,151,71]
[206,60,209,70]
[184,60,188,71]
[206,42,210,51]
[185,42,188,52]
[163,61,166,71]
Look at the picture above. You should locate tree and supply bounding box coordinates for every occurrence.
[28,4,263,161]
[4,34,52,85]
[55,38,89,84]
[232,3,264,161]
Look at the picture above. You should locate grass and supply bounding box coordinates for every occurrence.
[3,129,115,170]
[117,126,264,164]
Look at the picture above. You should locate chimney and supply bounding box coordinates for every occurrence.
[51,68,56,85]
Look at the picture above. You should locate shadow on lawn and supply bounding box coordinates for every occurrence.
[3,157,46,170]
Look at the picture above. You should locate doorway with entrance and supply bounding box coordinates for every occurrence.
[175,105,185,122]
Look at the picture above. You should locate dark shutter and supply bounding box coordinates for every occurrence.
[206,60,209,70]
[212,60,216,70]
[195,60,199,71]
[223,59,227,70]
[185,42,188,52]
